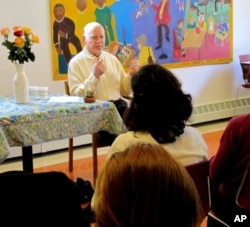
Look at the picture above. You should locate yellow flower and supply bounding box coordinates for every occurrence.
[31,34,39,44]
[22,26,32,36]
[0,25,39,64]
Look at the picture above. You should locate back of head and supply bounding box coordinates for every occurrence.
[124,63,193,143]
[94,142,202,227]
[137,34,147,45]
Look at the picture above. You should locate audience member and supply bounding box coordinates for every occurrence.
[209,113,250,226]
[93,142,203,227]
[107,63,208,165]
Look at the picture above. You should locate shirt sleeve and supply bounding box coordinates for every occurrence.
[68,58,98,97]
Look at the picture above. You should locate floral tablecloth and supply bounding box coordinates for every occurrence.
[0,95,126,163]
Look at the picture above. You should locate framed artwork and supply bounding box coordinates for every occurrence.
[49,0,233,80]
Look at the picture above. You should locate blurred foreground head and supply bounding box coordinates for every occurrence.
[94,142,203,227]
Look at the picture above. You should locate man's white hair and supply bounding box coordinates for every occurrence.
[83,22,103,37]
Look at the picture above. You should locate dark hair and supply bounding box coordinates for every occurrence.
[94,142,203,227]
[54,3,65,9]
[124,64,193,143]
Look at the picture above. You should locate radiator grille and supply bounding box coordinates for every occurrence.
[190,97,250,124]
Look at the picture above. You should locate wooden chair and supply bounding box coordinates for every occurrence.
[64,81,116,185]
[64,80,76,173]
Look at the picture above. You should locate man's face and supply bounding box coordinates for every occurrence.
[54,6,65,21]
[84,25,105,57]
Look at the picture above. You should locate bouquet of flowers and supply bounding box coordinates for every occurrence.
[0,25,39,64]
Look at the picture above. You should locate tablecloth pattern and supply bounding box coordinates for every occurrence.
[0,95,126,163]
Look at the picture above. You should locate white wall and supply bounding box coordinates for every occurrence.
[0,0,250,107]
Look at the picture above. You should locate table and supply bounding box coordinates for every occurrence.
[181,28,206,59]
[0,95,126,171]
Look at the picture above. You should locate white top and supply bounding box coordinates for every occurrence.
[68,47,132,100]
[91,126,209,210]
[107,126,209,166]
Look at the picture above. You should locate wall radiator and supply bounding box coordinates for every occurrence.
[190,97,250,125]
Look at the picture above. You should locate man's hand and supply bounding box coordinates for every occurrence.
[55,45,62,54]
[93,58,106,79]
[128,58,140,76]
[58,30,66,38]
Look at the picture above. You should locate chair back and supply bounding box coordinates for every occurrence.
[235,160,250,211]
[0,171,87,226]
[239,54,250,63]
[239,54,250,84]
[185,160,210,216]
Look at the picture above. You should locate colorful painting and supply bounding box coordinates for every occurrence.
[50,0,233,80]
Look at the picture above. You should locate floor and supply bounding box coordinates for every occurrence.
[0,119,229,227]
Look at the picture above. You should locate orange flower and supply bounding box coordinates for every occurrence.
[13,25,22,32]
[0,27,10,37]
[14,37,25,48]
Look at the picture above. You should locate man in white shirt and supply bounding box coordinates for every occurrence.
[68,22,140,144]
[68,21,139,104]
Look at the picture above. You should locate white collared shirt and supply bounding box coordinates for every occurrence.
[68,47,132,101]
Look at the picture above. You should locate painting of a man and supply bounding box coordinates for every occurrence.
[53,3,82,64]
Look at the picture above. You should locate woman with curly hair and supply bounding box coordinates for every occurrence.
[107,63,208,165]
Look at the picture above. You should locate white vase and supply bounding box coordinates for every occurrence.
[13,63,29,103]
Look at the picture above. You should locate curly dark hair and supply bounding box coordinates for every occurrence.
[123,64,193,143]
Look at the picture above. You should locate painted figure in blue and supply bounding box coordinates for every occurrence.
[109,0,138,46]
